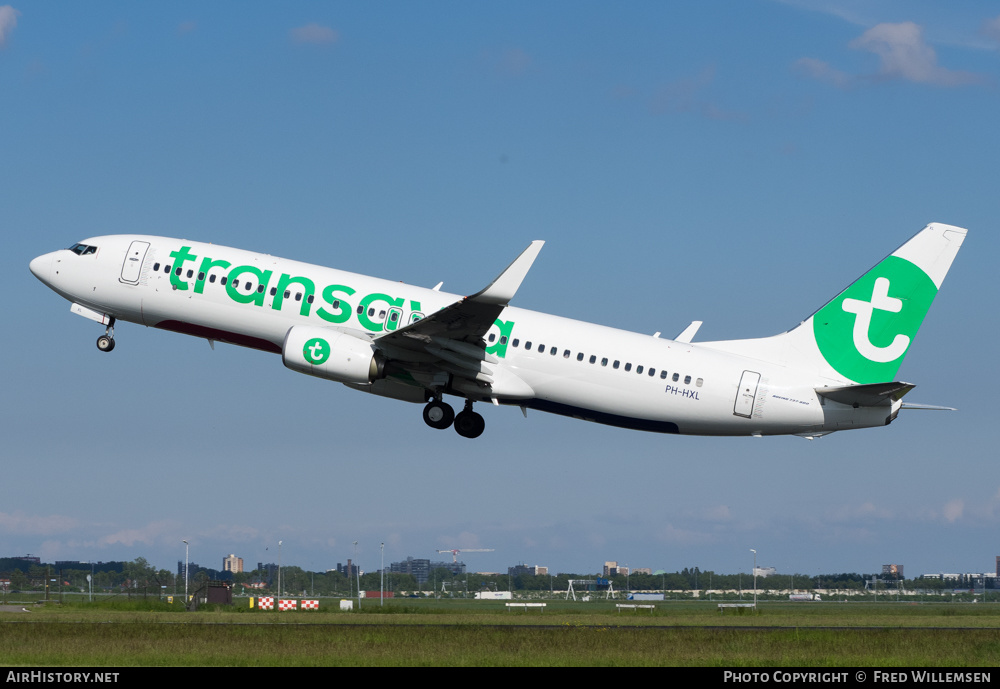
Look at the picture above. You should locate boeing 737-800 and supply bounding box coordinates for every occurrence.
[29,223,966,439]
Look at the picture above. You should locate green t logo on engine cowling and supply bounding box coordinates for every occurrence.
[813,255,937,384]
[303,337,331,365]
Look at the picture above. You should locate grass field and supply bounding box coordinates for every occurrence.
[1,598,998,666]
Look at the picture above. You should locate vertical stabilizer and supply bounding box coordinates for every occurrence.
[701,223,967,384]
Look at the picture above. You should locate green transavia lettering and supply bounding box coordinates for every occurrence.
[168,245,514,356]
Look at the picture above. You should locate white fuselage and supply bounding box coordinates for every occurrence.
[30,234,892,437]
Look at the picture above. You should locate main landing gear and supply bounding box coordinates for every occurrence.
[96,319,116,353]
[422,398,485,439]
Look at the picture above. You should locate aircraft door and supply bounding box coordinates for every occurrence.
[120,240,150,284]
[733,370,760,418]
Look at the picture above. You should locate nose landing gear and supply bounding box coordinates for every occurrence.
[96,319,116,352]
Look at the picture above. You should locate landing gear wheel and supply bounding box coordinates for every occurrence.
[96,335,116,352]
[423,400,455,430]
[454,410,485,439]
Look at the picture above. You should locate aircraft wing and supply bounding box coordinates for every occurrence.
[373,241,543,390]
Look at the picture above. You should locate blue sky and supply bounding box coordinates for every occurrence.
[3,1,998,580]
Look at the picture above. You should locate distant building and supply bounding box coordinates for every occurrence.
[389,556,464,583]
[507,563,548,577]
[604,561,628,577]
[882,564,904,580]
[335,559,363,579]
[223,554,243,574]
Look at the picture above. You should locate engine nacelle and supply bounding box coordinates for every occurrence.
[282,326,385,385]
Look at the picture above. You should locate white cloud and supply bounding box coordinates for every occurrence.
[941,498,964,523]
[0,5,19,48]
[655,523,711,545]
[849,22,981,86]
[0,510,77,535]
[982,15,1000,44]
[98,520,177,547]
[793,57,851,88]
[289,23,339,45]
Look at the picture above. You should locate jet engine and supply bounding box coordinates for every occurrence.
[282,326,385,385]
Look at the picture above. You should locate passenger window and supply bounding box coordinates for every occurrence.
[684,375,691,384]
[526,341,532,349]
[175,268,182,276]
[512,339,519,347]
[221,277,227,285]
[153,263,160,271]
[563,349,570,358]
[332,300,340,309]
[390,312,399,322]
[613,360,620,369]
[297,294,304,302]
[696,378,704,387]
[488,333,496,342]
[601,358,608,366]
[577,353,584,361]
[258,285,265,293]
[589,355,596,364]
[187,270,194,278]
[165,265,171,274]
[232,279,239,288]
[210,274,217,283]
[550,347,557,355]
[637,365,644,374]
[625,363,632,372]
[672,373,680,382]
[500,336,507,345]
[307,295,314,304]
[270,287,277,296]
[284,290,290,299]
[198,272,205,281]
[649,368,656,377]
[538,344,544,353]
[357,305,364,314]
[660,370,668,379]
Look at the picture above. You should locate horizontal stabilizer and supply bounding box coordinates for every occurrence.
[900,402,957,411]
[816,381,915,407]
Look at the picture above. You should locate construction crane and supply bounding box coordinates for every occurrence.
[437,548,494,563]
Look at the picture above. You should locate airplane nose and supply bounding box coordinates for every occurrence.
[29,253,52,283]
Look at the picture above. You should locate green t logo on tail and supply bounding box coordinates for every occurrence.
[813,256,937,384]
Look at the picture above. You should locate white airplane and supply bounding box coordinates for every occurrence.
[29,222,965,439]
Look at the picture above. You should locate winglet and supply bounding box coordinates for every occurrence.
[469,240,544,305]
[675,321,703,343]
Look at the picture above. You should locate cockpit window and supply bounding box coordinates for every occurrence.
[68,243,97,256]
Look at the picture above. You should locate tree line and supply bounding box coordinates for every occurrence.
[3,558,984,597]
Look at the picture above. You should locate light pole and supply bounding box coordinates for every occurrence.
[183,540,189,603]
[750,549,757,609]
[380,542,385,607]
[278,540,282,597]
[353,541,361,610]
